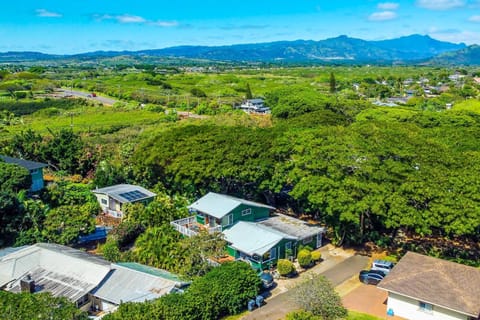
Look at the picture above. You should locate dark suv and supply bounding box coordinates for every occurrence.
[359,270,386,285]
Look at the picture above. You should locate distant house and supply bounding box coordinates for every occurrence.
[0,155,47,192]
[239,99,271,114]
[378,252,480,320]
[171,192,325,270]
[0,243,183,316]
[92,184,156,218]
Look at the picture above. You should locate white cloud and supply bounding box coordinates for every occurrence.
[116,14,146,24]
[416,0,465,10]
[368,11,397,21]
[36,9,62,18]
[469,15,480,22]
[378,2,399,10]
[429,30,480,44]
[149,20,179,27]
[94,14,177,27]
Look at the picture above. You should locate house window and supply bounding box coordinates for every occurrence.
[419,302,433,313]
[227,214,234,225]
[269,247,276,260]
[241,208,252,216]
[101,199,107,205]
[302,236,313,245]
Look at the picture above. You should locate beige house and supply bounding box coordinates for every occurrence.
[92,184,156,218]
[378,252,480,320]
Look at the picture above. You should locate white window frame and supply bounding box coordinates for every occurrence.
[269,247,277,260]
[241,208,252,216]
[227,214,234,225]
[302,236,313,245]
[419,302,433,313]
[101,199,107,205]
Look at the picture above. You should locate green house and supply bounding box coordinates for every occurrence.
[0,155,47,192]
[171,192,325,269]
[223,221,296,270]
[171,192,274,236]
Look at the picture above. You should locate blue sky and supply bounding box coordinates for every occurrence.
[1,0,480,54]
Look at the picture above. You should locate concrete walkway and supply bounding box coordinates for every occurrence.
[242,247,369,320]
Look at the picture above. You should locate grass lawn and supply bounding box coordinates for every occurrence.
[347,311,382,320]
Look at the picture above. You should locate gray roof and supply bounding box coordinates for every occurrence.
[92,184,156,204]
[223,221,295,256]
[92,264,178,304]
[188,192,275,219]
[257,213,325,240]
[378,252,480,318]
[0,243,178,305]
[0,243,111,301]
[0,155,47,171]
[0,246,29,259]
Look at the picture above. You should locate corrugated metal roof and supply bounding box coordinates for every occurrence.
[188,192,275,219]
[0,246,29,258]
[92,184,156,204]
[0,243,111,301]
[92,264,178,304]
[115,262,182,282]
[223,221,294,256]
[0,155,47,170]
[258,213,325,239]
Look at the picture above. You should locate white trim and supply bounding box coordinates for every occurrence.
[241,208,252,216]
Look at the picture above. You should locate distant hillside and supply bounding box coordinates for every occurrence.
[0,34,468,64]
[138,34,466,63]
[0,51,60,62]
[428,45,480,65]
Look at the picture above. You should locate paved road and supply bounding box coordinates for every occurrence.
[59,89,118,105]
[242,255,369,320]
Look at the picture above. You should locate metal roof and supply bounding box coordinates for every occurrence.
[91,264,178,304]
[378,252,480,318]
[257,213,325,240]
[92,184,156,203]
[0,243,110,301]
[188,192,275,219]
[223,221,295,256]
[0,155,47,171]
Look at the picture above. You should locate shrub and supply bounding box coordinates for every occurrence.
[277,259,295,276]
[286,310,320,320]
[297,249,313,268]
[311,251,322,262]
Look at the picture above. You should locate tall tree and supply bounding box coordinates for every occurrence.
[329,72,336,93]
[245,83,253,99]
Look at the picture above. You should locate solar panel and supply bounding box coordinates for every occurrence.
[119,190,148,201]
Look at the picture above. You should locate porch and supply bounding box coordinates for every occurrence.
[170,216,222,237]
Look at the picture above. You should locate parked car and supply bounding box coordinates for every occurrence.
[258,271,275,289]
[371,260,395,274]
[359,270,385,285]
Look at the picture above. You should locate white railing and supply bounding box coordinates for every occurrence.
[170,216,198,237]
[170,216,222,237]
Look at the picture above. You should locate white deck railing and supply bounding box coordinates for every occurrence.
[170,216,223,237]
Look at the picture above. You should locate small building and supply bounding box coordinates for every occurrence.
[0,155,47,192]
[92,184,156,218]
[0,243,183,316]
[239,99,271,114]
[378,251,480,320]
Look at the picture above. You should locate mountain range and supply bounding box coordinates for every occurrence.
[0,34,478,65]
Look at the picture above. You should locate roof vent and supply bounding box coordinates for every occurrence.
[20,275,35,293]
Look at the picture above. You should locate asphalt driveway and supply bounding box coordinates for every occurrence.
[242,254,369,320]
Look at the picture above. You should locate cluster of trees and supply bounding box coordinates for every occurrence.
[130,85,480,263]
[0,291,87,320]
[103,261,261,320]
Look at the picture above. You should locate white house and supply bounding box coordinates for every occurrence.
[239,99,271,114]
[378,252,480,320]
[92,184,156,218]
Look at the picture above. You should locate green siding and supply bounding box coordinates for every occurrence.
[226,246,238,258]
[30,168,44,192]
[220,204,271,229]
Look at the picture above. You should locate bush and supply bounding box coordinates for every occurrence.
[297,249,313,268]
[311,251,322,262]
[277,259,295,276]
[286,310,320,320]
